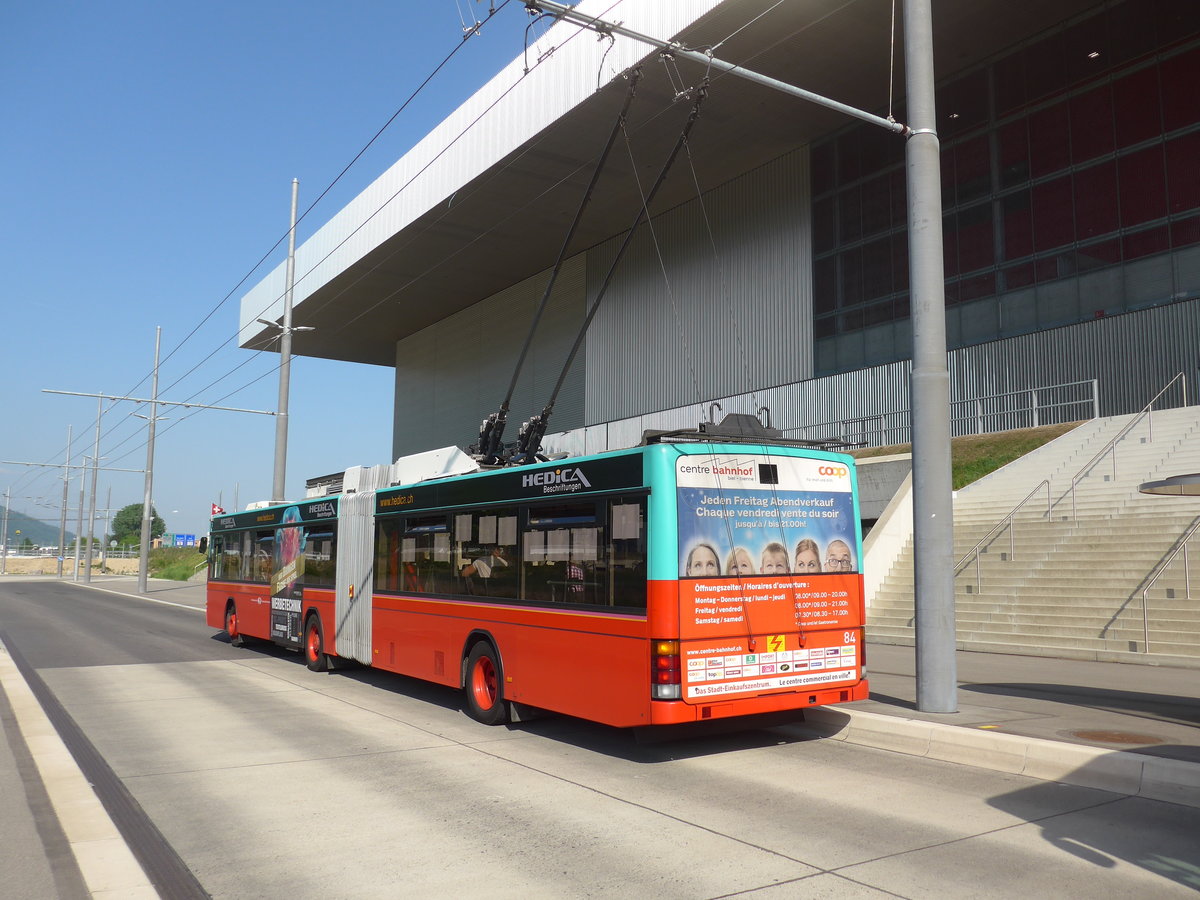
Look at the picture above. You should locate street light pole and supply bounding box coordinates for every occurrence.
[138,327,161,593]
[905,0,957,713]
[84,395,102,583]
[73,466,84,582]
[272,178,300,504]
[57,425,71,578]
[1,487,10,576]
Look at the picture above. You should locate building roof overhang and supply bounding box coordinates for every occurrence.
[239,0,1098,366]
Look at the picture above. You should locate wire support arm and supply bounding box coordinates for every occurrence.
[526,0,907,136]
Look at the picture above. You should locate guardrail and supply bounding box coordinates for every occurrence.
[1068,372,1188,519]
[953,479,1052,594]
[795,378,1099,448]
[1137,516,1199,652]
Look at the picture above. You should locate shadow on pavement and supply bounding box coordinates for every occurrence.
[988,759,1200,891]
[962,683,1200,727]
[218,634,823,763]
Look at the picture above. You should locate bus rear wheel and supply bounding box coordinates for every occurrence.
[304,616,328,672]
[464,642,509,726]
[224,603,244,647]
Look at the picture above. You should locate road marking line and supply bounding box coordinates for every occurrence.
[0,637,158,898]
[66,581,204,612]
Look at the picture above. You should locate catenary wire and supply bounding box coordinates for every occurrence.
[16,1,520,492]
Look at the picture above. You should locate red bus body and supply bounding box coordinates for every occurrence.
[206,444,868,728]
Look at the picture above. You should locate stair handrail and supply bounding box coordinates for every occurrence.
[1069,372,1188,519]
[954,478,1052,594]
[1137,515,1200,652]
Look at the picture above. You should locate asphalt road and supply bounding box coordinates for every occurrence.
[2,579,1199,898]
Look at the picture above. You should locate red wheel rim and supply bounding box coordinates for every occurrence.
[471,656,497,710]
[307,627,320,661]
[226,611,238,639]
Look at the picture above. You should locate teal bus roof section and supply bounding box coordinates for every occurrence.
[210,497,339,533]
[375,448,646,516]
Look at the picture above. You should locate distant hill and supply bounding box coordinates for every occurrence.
[3,508,75,548]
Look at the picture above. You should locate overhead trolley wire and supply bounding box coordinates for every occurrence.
[293,1,632,346]
[29,0,618,498]
[278,1,626,335]
[17,2,520,489]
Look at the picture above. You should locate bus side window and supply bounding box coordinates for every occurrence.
[375,519,402,593]
[238,532,253,581]
[255,530,275,584]
[610,499,647,611]
[210,535,224,580]
[303,526,336,587]
[456,510,517,600]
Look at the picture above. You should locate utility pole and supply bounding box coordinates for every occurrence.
[73,466,84,582]
[138,327,161,593]
[58,426,71,577]
[266,178,305,504]
[1,487,10,575]
[527,0,956,710]
[84,396,103,583]
[45,365,275,591]
[905,0,957,713]
[101,485,112,570]
[0,449,139,579]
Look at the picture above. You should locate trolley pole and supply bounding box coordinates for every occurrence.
[905,0,957,713]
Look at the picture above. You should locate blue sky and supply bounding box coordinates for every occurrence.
[2,1,543,539]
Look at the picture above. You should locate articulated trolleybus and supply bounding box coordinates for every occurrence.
[206,437,867,728]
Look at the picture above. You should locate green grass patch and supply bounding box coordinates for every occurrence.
[149,546,206,581]
[850,421,1084,489]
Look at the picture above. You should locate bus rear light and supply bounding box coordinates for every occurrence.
[651,638,681,700]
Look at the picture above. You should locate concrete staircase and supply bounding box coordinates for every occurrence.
[867,405,1200,665]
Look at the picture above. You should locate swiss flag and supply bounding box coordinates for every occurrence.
[211,503,225,516]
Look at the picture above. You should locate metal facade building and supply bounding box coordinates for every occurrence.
[240,0,1200,462]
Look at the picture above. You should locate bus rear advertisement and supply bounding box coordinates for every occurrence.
[205,442,867,728]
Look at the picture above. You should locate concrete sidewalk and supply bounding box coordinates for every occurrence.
[800,641,1200,809]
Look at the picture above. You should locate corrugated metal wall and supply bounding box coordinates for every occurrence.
[392,256,586,456]
[543,297,1200,454]
[584,148,812,422]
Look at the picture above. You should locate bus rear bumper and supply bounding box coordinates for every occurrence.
[648,679,869,725]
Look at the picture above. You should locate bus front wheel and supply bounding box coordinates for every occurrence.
[224,603,244,648]
[464,642,509,726]
[304,616,329,673]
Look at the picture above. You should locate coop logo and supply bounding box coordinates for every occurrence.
[522,467,592,495]
[818,466,849,477]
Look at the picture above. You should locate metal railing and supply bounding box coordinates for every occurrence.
[954,479,1052,593]
[1136,516,1200,652]
[796,378,1099,448]
[1068,372,1188,519]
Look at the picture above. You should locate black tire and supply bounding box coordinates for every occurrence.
[224,603,244,647]
[304,616,329,672]
[464,642,510,725]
